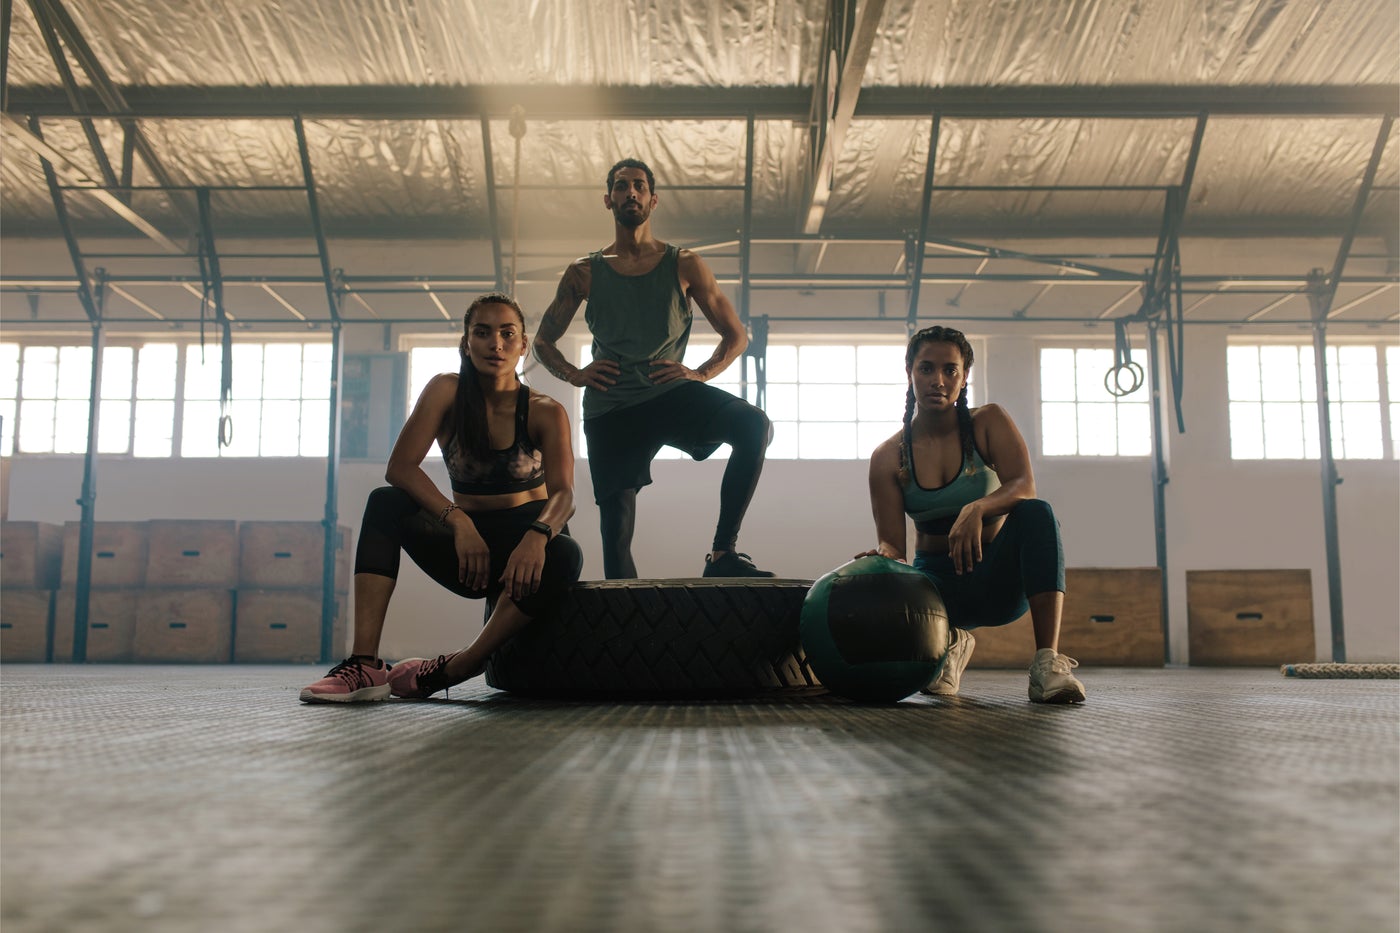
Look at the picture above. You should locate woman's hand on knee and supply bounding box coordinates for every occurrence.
[501,536,547,601]
[947,504,985,575]
[452,522,491,591]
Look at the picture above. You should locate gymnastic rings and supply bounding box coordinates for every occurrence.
[1104,361,1144,397]
[218,414,234,448]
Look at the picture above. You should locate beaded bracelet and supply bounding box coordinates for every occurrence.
[438,503,461,526]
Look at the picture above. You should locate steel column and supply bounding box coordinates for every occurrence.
[1299,115,1393,662]
[70,272,107,662]
[1145,318,1171,663]
[1307,287,1346,662]
[294,115,346,663]
[321,316,345,663]
[738,113,756,400]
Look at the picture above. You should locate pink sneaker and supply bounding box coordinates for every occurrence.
[299,657,390,704]
[387,653,457,700]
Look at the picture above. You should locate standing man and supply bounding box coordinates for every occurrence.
[533,158,774,579]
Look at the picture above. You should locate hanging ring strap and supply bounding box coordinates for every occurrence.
[1105,318,1144,397]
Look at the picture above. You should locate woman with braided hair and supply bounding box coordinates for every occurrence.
[858,325,1086,703]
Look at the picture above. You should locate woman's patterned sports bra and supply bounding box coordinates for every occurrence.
[441,384,545,495]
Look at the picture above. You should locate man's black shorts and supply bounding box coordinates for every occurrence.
[582,380,752,504]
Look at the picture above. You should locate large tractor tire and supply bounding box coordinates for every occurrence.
[484,578,824,698]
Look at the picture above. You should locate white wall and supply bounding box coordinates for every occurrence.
[6,328,1397,663]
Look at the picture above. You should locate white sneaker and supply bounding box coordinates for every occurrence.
[922,627,975,696]
[1028,648,1087,704]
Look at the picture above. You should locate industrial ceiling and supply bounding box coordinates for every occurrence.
[0,0,1397,331]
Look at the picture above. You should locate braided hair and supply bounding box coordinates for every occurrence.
[897,325,975,487]
[452,292,526,462]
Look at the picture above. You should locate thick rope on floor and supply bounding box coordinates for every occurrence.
[1281,662,1400,679]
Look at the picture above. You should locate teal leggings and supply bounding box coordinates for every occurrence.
[911,498,1064,630]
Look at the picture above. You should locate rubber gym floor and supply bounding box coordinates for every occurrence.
[1,665,1395,933]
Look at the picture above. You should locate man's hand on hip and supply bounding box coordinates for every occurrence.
[571,359,620,390]
[649,360,703,384]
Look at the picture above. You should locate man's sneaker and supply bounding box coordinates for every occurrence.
[922,627,975,696]
[702,551,776,578]
[300,656,390,704]
[387,653,458,699]
[1028,648,1087,704]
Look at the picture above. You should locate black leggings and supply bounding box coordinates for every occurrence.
[354,486,583,618]
[598,397,770,578]
[912,498,1065,629]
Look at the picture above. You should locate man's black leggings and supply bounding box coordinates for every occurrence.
[586,381,771,580]
[354,486,583,617]
[596,398,770,579]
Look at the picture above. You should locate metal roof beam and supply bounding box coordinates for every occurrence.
[29,0,193,227]
[28,114,98,321]
[6,84,1395,120]
[3,114,183,252]
[905,113,940,329]
[1,0,12,111]
[800,0,886,248]
[27,0,118,190]
[294,115,340,324]
[1315,116,1395,315]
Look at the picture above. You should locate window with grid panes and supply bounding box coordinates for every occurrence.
[0,340,332,458]
[1039,346,1151,457]
[1227,343,1395,460]
[574,341,948,460]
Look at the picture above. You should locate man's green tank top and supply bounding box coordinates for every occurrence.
[582,244,692,420]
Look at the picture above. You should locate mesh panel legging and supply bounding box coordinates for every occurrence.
[354,486,583,618]
[911,498,1065,629]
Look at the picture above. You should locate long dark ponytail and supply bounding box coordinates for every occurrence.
[452,292,526,461]
[898,325,975,486]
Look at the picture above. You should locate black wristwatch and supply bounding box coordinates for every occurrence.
[527,520,552,539]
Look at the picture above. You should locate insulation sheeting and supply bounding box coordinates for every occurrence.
[1,0,1396,248]
[5,0,822,87]
[870,0,1400,86]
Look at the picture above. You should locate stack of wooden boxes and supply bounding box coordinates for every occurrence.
[0,521,63,661]
[57,520,161,662]
[955,566,1317,667]
[0,519,349,663]
[966,567,1166,668]
[234,521,350,663]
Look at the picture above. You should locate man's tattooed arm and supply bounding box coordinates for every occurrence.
[533,260,590,383]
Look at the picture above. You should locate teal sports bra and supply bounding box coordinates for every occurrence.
[902,445,1000,535]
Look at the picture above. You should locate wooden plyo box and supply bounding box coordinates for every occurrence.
[61,521,148,587]
[145,520,238,587]
[235,588,347,663]
[968,567,1165,668]
[1,521,64,588]
[52,589,141,662]
[0,589,53,661]
[132,588,234,663]
[238,522,351,591]
[1187,569,1315,666]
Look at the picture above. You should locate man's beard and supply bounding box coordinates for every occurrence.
[614,202,648,228]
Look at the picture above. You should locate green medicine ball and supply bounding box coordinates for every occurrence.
[800,555,951,703]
